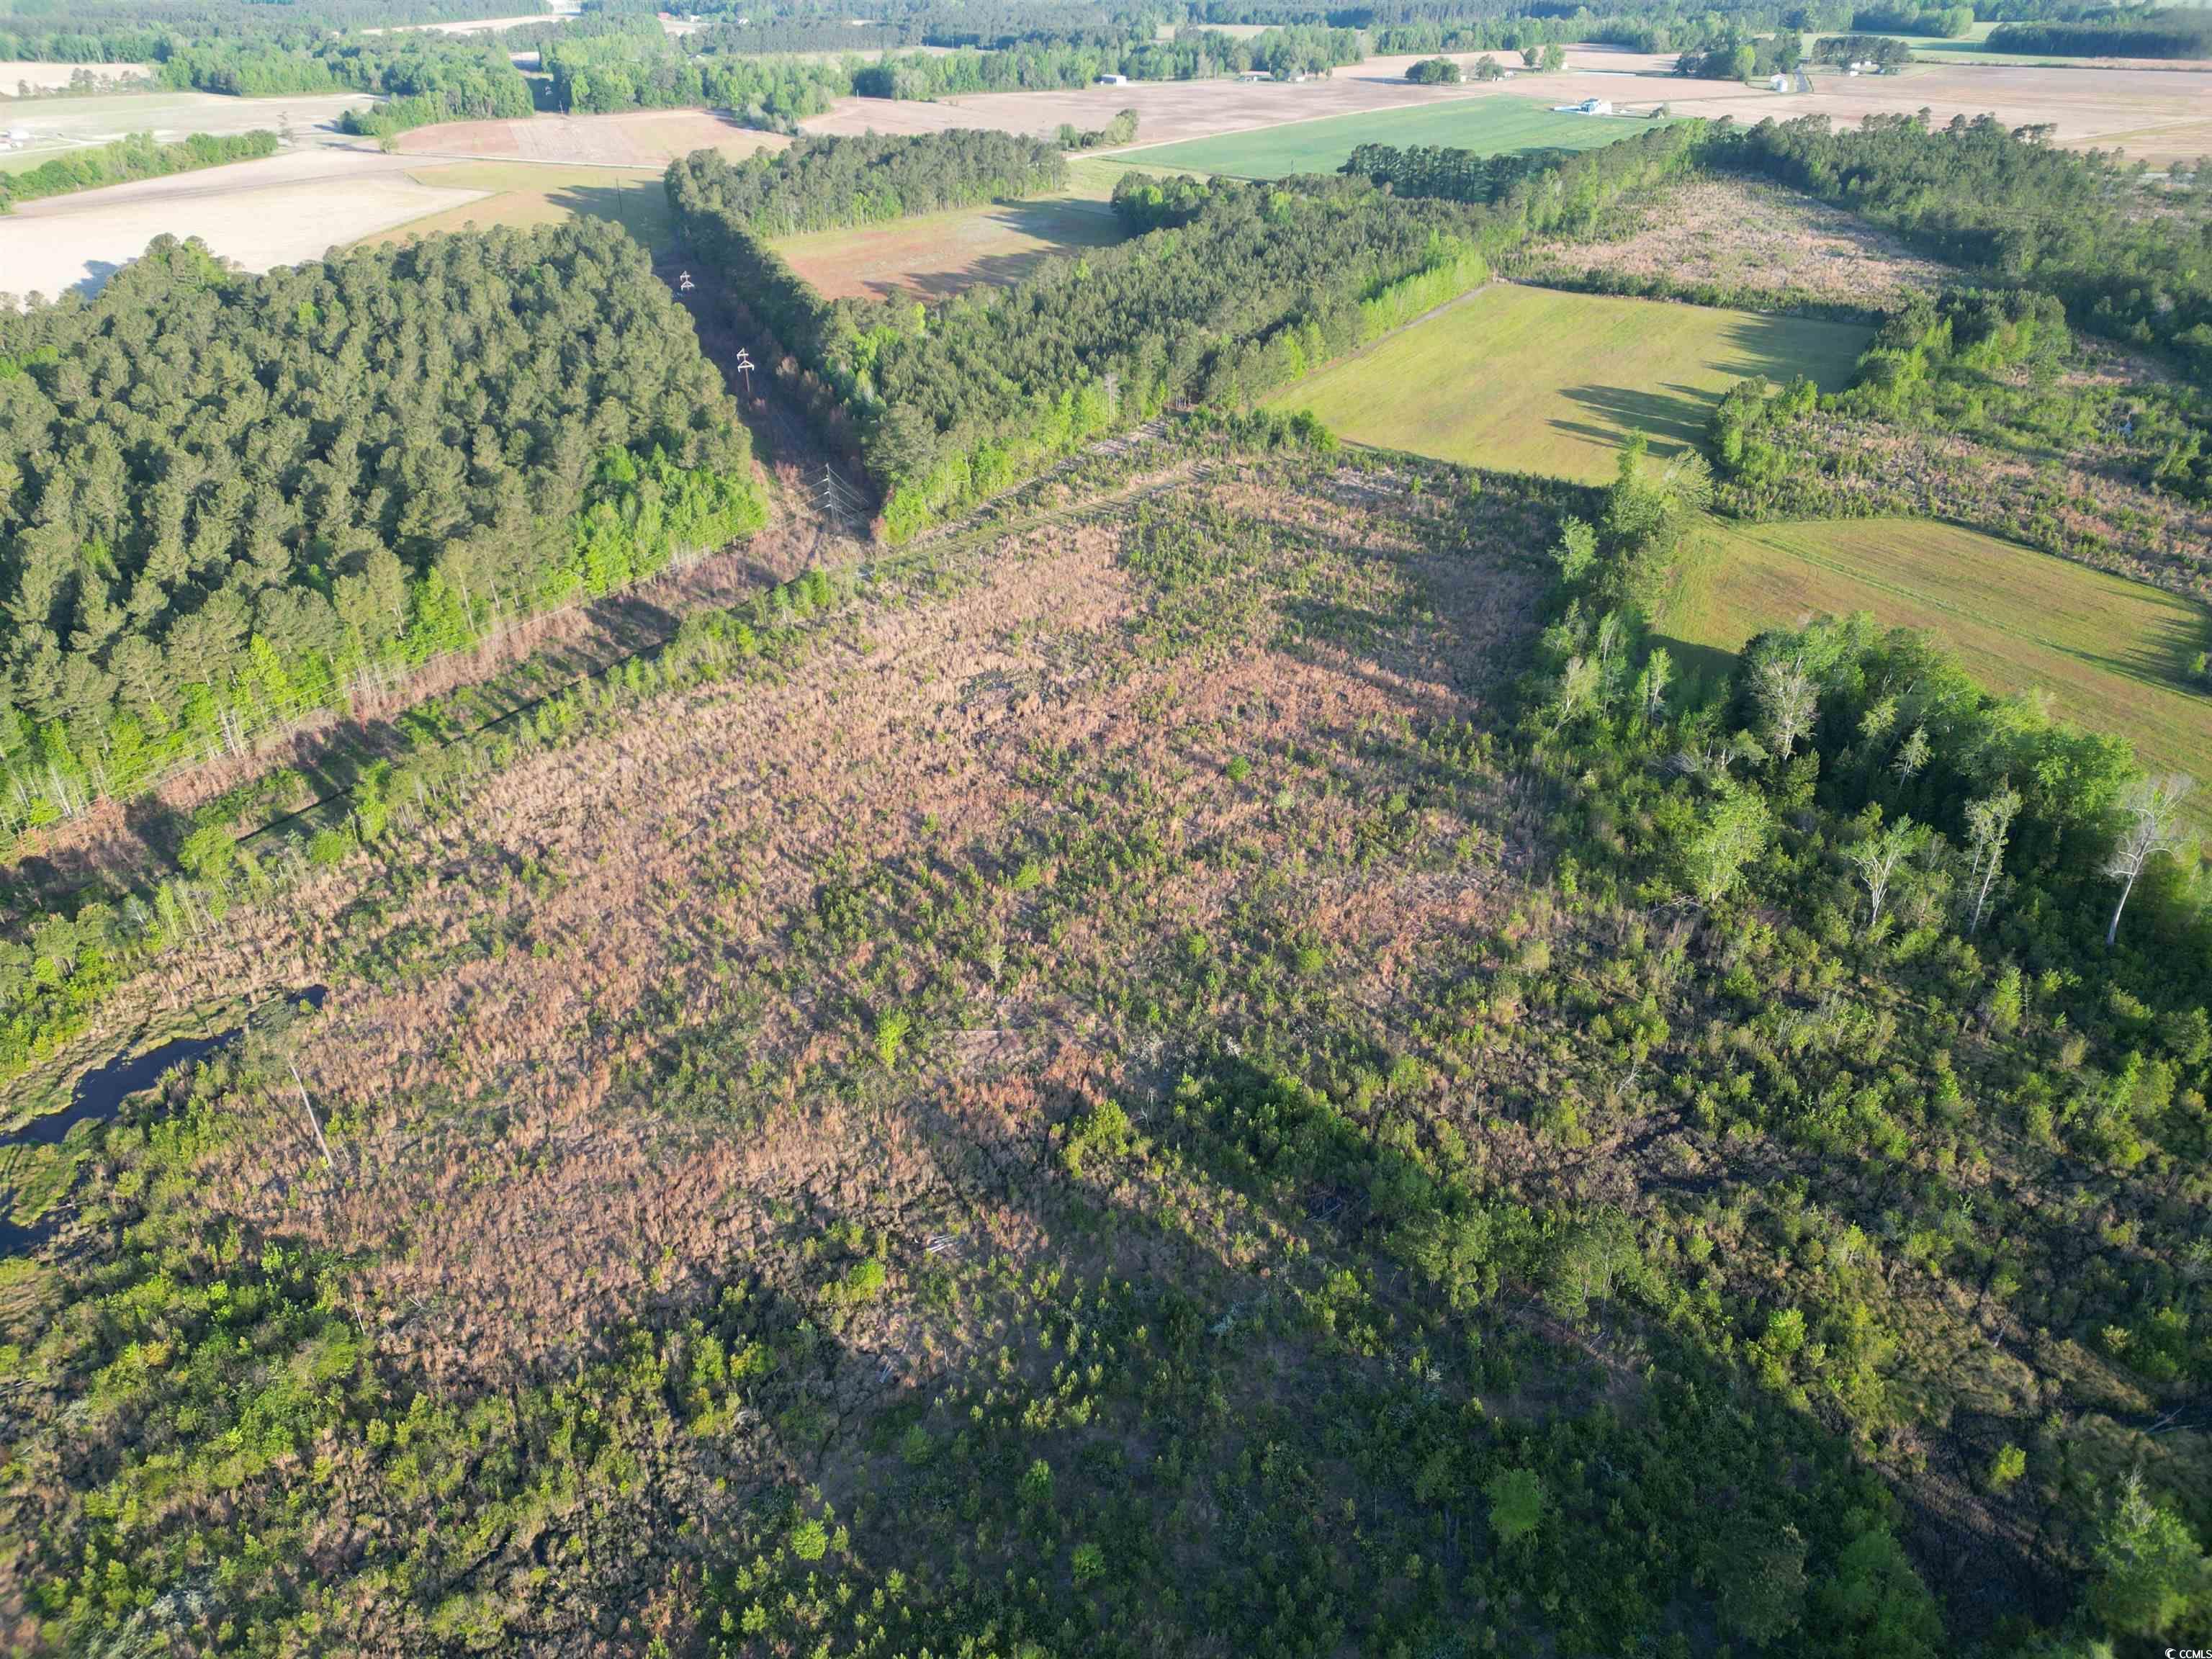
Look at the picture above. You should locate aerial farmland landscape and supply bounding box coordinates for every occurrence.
[2,0,2212,1653]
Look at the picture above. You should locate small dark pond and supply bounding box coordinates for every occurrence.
[0,986,327,1254]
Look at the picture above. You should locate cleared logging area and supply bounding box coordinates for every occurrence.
[1661,516,2212,822]
[1511,174,1952,308]
[1269,283,1869,482]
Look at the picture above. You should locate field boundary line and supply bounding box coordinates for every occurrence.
[1271,280,1498,392]
[394,150,669,171]
[1094,84,1571,165]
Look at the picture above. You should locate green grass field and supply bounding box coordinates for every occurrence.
[1660,516,2212,819]
[1112,96,1660,181]
[1267,284,1869,483]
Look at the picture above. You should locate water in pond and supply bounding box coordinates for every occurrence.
[0,986,327,1254]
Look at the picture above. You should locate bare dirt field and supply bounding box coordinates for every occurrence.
[0,60,150,96]
[1514,174,1953,305]
[0,146,483,300]
[394,106,788,167]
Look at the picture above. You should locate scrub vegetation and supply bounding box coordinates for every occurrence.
[4,2,2212,1653]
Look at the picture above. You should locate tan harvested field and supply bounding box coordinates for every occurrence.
[0,147,484,300]
[1516,174,1952,305]
[0,59,150,95]
[394,106,788,166]
[796,53,1732,147]
[361,7,575,33]
[801,48,2212,166]
[369,159,674,253]
[0,87,372,163]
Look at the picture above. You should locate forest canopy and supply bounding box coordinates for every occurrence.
[669,129,1066,239]
[673,122,1704,538]
[0,221,763,835]
[1719,112,2212,379]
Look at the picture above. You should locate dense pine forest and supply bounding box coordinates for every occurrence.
[0,220,763,837]
[669,130,1066,239]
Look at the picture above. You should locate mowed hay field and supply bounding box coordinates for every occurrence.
[773,160,1125,301]
[1117,96,1658,180]
[1269,284,1868,482]
[776,194,1122,300]
[367,161,675,256]
[1663,516,2212,819]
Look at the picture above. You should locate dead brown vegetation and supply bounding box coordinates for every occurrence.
[1514,174,1951,309]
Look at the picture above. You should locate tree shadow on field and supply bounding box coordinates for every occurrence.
[1716,309,1873,392]
[546,180,673,258]
[840,197,1123,305]
[69,261,122,299]
[1552,381,1718,457]
[1642,630,1740,706]
[2071,596,2212,696]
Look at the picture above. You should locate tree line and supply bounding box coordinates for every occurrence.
[1848,2,1972,35]
[850,24,1363,98]
[0,221,765,841]
[682,0,1133,54]
[678,129,1066,240]
[540,25,850,127]
[1987,10,2212,58]
[1719,112,2212,382]
[0,130,277,217]
[1343,138,1599,203]
[670,121,1705,541]
[1527,440,2212,1647]
[1808,32,1914,66]
[520,19,1355,125]
[0,0,547,62]
[143,27,534,124]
